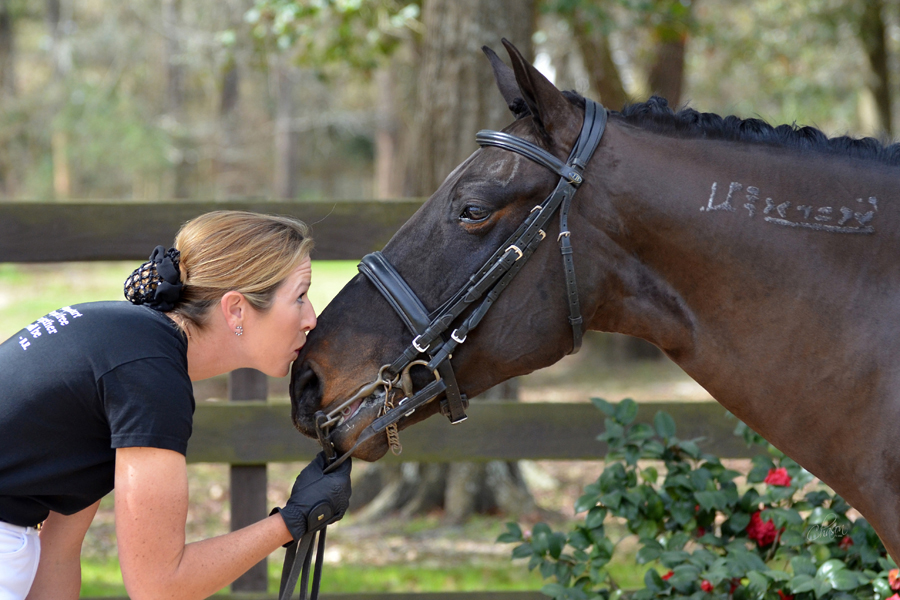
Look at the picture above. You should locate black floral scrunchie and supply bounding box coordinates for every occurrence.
[124,245,185,312]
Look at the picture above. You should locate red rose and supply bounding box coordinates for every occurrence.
[746,511,782,546]
[777,591,795,600]
[887,594,900,600]
[889,568,900,590]
[662,571,674,581]
[839,536,854,550]
[701,580,714,593]
[696,527,706,537]
[764,467,791,486]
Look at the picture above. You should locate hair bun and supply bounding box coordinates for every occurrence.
[124,246,184,312]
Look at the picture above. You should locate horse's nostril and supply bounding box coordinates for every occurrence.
[290,364,320,403]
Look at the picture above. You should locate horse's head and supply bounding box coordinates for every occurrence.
[291,40,608,461]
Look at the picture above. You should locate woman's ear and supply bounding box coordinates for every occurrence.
[220,291,246,331]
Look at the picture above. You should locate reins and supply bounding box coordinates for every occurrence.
[279,99,607,599]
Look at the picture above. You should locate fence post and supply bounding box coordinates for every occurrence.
[228,368,269,592]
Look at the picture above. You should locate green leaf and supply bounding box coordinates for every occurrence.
[641,466,659,484]
[568,528,591,551]
[779,529,805,548]
[791,556,818,577]
[828,570,861,591]
[644,568,666,592]
[615,398,639,425]
[669,565,702,593]
[585,506,607,529]
[636,545,661,564]
[497,522,523,543]
[574,493,599,514]
[871,577,891,597]
[541,582,567,598]
[695,490,728,512]
[548,532,566,559]
[813,577,833,598]
[654,411,677,439]
[724,511,751,535]
[511,543,533,559]
[679,439,702,459]
[624,444,640,466]
[628,423,656,443]
[789,574,816,593]
[591,397,616,416]
[816,559,847,579]
[600,491,623,509]
[747,570,770,595]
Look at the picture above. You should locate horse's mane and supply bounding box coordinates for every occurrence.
[551,92,900,166]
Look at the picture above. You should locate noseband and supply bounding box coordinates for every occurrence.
[315,99,607,473]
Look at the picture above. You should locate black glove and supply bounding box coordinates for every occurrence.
[273,451,352,541]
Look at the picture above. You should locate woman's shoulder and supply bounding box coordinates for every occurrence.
[71,301,183,335]
[13,301,187,359]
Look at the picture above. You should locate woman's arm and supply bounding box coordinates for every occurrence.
[114,446,293,600]
[25,499,101,600]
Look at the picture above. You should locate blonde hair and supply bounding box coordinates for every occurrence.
[170,211,314,331]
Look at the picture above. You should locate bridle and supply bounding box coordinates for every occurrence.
[280,98,607,600]
[314,98,607,474]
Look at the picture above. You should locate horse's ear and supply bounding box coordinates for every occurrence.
[482,45,521,114]
[501,38,578,140]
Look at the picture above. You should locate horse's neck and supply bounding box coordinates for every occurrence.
[588,121,900,438]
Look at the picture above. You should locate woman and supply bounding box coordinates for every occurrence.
[0,211,352,600]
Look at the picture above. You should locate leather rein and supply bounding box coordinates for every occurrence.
[278,99,607,600]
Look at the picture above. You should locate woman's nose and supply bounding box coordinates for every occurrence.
[303,301,317,332]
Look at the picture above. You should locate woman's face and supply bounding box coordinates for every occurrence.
[244,257,317,377]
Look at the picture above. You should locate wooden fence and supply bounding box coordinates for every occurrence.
[0,201,757,600]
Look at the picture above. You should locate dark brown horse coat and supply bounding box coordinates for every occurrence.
[292,41,900,560]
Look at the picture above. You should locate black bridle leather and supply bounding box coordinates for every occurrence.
[321,98,607,474]
[279,99,607,600]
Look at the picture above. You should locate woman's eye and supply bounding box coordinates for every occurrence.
[459,205,491,223]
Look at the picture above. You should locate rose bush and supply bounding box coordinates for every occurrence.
[499,398,897,600]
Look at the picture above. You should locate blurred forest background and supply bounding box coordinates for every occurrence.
[0,0,894,204]
[4,0,899,594]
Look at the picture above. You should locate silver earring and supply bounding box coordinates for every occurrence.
[235,325,243,337]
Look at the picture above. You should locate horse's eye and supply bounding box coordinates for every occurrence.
[459,205,491,223]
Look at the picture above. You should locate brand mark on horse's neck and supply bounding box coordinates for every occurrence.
[701,181,877,234]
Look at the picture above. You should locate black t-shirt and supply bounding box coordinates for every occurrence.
[0,301,194,527]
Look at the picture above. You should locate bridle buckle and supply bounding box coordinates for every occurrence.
[505,245,524,261]
[412,334,429,353]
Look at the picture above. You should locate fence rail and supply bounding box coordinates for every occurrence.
[2,200,744,600]
[0,200,423,262]
[188,400,757,464]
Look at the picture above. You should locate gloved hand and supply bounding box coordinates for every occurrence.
[273,452,352,541]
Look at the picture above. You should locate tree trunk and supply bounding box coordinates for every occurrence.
[353,0,539,525]
[273,57,298,200]
[375,66,403,199]
[47,0,72,199]
[0,0,15,98]
[216,48,241,199]
[858,0,891,136]
[647,3,693,108]
[407,0,535,197]
[570,17,628,111]
[162,0,191,199]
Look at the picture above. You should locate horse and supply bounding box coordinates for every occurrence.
[290,39,900,560]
